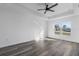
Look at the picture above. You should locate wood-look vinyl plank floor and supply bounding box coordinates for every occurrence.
[0,38,79,56]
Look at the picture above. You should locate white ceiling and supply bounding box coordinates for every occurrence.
[0,3,78,20]
[19,3,74,19]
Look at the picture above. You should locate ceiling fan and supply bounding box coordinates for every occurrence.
[37,3,58,14]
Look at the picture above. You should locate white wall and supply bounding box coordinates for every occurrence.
[0,4,47,48]
[48,15,79,43]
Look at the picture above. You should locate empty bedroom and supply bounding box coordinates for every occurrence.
[0,3,79,56]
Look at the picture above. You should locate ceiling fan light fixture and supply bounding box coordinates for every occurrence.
[37,3,58,14]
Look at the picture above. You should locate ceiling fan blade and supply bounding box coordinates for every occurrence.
[49,9,54,12]
[49,3,58,9]
[37,9,45,11]
[44,10,47,14]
